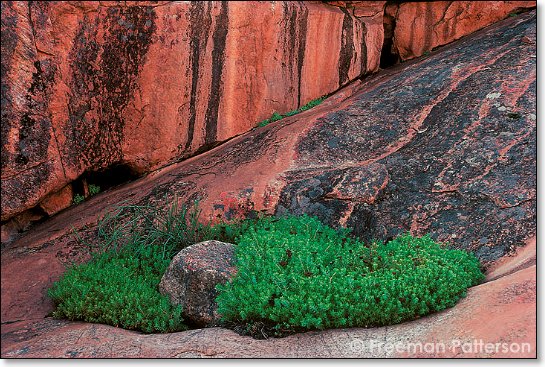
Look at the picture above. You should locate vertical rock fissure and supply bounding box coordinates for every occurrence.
[283,3,297,108]
[380,2,399,68]
[185,2,212,152]
[204,1,229,146]
[296,5,308,108]
[338,7,354,87]
[359,21,368,77]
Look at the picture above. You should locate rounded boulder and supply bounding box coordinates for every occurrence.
[159,240,236,327]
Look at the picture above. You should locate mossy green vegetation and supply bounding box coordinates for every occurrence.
[72,184,101,205]
[257,96,325,127]
[216,215,484,333]
[48,201,249,333]
[88,184,101,196]
[49,202,483,336]
[72,194,85,205]
[48,243,186,333]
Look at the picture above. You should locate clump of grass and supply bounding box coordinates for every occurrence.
[88,184,101,196]
[216,215,484,335]
[257,96,326,127]
[48,200,252,333]
[72,194,85,205]
[72,184,101,205]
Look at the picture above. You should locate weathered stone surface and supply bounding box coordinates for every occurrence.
[325,1,536,66]
[322,1,385,72]
[0,10,536,358]
[125,9,534,263]
[159,241,236,327]
[1,1,65,222]
[283,10,537,258]
[1,8,534,258]
[389,1,536,61]
[0,183,71,249]
[0,209,45,244]
[39,184,73,216]
[3,0,534,226]
[0,236,536,358]
[1,1,378,223]
[276,163,390,228]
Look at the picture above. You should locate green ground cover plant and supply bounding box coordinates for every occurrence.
[49,202,483,336]
[216,215,484,335]
[48,243,185,333]
[72,194,85,205]
[48,200,250,333]
[72,184,101,205]
[89,184,101,196]
[257,96,325,127]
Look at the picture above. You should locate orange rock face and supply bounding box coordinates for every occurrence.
[1,1,380,223]
[389,1,536,61]
[0,0,537,230]
[38,184,73,216]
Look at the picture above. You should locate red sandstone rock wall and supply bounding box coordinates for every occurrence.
[1,1,380,223]
[388,1,536,61]
[326,1,536,63]
[0,0,536,228]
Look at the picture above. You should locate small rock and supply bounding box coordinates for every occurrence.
[39,185,73,216]
[159,240,237,327]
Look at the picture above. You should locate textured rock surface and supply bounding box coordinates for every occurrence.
[159,241,236,327]
[325,1,536,66]
[0,8,534,257]
[38,184,73,216]
[281,10,537,260]
[1,1,536,229]
[323,1,386,70]
[389,1,536,61]
[19,9,533,262]
[1,0,378,223]
[1,237,536,358]
[0,10,536,358]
